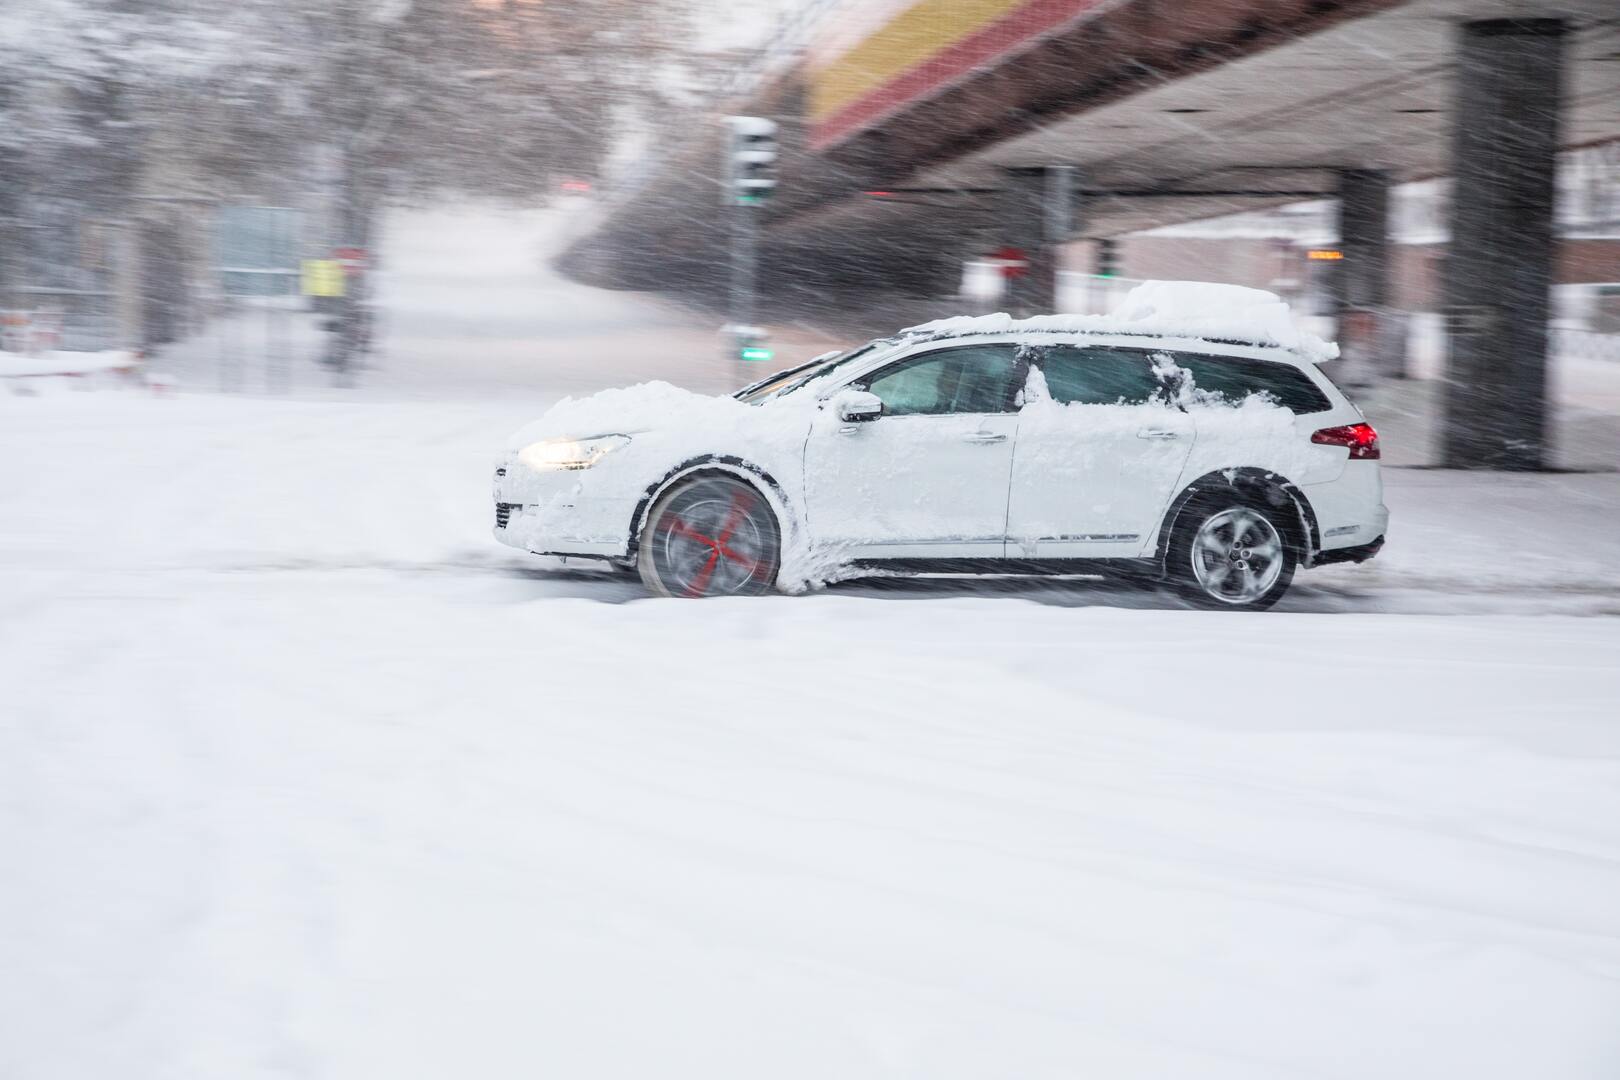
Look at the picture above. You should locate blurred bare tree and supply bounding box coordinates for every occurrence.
[269,0,694,250]
[1,0,692,356]
[1,1,232,214]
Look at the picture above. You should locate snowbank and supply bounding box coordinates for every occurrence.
[907,280,1339,362]
[0,349,141,379]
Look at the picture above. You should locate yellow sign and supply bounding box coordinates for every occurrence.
[1307,249,1345,261]
[301,259,345,297]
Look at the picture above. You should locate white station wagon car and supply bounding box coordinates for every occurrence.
[494,283,1387,610]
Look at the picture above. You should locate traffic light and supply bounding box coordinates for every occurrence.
[1096,237,1120,279]
[725,116,778,206]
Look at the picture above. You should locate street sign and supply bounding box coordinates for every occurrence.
[216,206,301,296]
[989,246,1029,279]
[332,247,369,276]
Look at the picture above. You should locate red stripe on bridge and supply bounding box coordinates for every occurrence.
[810,0,1111,152]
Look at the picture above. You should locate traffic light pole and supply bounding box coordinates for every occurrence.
[722,116,776,367]
[727,196,759,363]
[1001,165,1075,315]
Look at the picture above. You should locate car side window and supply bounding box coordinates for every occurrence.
[1172,353,1333,414]
[862,344,1021,416]
[1035,345,1164,405]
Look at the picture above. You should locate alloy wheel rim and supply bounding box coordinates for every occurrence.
[1190,507,1284,605]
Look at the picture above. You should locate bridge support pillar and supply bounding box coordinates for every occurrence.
[1334,169,1395,384]
[1441,18,1567,470]
[1001,166,1076,315]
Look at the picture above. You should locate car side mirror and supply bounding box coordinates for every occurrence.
[836,390,883,424]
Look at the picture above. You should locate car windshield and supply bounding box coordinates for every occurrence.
[733,339,896,403]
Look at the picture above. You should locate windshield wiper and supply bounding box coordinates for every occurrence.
[733,352,839,400]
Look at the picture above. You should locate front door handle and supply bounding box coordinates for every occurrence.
[963,432,1008,444]
[1137,429,1181,440]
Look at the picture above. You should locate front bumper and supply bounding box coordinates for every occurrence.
[492,462,635,558]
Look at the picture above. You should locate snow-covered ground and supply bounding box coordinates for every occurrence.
[4,206,1620,1079]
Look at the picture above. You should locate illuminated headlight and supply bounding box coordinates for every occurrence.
[518,434,630,472]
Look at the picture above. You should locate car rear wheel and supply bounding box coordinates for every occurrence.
[637,475,780,598]
[1170,501,1296,610]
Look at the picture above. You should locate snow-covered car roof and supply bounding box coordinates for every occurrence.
[900,281,1338,363]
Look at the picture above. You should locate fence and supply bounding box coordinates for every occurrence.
[210,206,308,393]
[1,218,127,352]
[0,309,67,354]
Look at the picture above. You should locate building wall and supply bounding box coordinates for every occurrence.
[1069,235,1620,315]
[1559,239,1620,286]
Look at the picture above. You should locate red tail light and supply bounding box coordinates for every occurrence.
[1311,422,1380,459]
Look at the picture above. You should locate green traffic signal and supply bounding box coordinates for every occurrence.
[740,347,773,362]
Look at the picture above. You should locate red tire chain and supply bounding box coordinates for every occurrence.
[664,490,760,597]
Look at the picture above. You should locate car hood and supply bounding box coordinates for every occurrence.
[504,379,809,452]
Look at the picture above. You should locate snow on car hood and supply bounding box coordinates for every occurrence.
[506,380,762,449]
[905,280,1338,362]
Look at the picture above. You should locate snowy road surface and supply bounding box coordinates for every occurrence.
[5,206,1620,1078]
[4,391,1620,1079]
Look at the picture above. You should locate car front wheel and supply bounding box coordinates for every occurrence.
[1170,501,1297,610]
[637,475,780,598]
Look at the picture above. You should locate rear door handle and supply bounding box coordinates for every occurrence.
[963,432,1008,444]
[1137,429,1181,440]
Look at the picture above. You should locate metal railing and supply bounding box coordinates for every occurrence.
[1553,326,1620,363]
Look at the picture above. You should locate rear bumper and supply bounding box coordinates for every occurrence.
[1313,535,1384,567]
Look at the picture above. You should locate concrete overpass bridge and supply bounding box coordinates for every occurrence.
[561,0,1620,468]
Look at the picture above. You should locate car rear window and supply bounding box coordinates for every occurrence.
[1173,353,1332,414]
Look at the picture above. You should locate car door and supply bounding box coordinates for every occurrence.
[1005,344,1195,560]
[802,343,1023,559]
